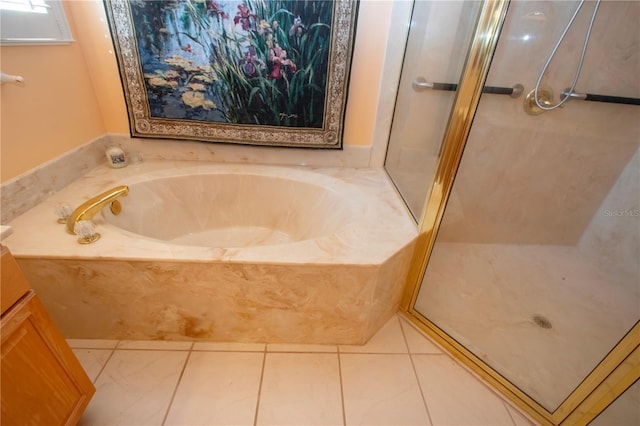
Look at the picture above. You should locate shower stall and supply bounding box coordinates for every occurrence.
[385,1,639,424]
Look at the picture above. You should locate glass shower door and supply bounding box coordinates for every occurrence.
[384,1,482,221]
[413,0,639,417]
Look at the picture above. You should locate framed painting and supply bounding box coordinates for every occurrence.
[104,0,359,149]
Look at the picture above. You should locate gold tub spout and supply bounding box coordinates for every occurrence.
[66,185,129,234]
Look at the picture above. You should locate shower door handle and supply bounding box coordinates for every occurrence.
[412,77,433,90]
[413,77,524,98]
[412,78,456,91]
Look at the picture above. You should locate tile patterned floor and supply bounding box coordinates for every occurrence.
[70,314,538,426]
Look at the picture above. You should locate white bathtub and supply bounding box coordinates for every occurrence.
[6,161,417,344]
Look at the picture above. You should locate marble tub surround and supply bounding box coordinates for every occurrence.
[108,133,372,168]
[5,161,417,343]
[0,131,374,227]
[5,161,416,264]
[0,134,112,224]
[17,255,411,343]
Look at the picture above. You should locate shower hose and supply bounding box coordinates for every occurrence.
[534,0,601,111]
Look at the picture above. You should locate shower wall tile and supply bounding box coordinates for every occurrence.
[437,0,640,245]
[439,97,639,245]
[578,148,640,280]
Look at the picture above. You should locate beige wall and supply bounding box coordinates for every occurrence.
[0,0,393,183]
[0,1,105,182]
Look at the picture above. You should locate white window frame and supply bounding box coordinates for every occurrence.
[0,0,74,46]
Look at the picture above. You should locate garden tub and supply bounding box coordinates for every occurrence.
[4,161,417,344]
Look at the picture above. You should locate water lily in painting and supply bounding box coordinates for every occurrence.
[164,55,199,72]
[144,71,179,89]
[187,82,207,91]
[182,91,216,109]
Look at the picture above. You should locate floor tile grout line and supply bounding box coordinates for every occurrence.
[399,319,435,426]
[253,348,268,426]
[160,342,194,426]
[89,343,119,385]
[399,315,531,423]
[337,347,347,426]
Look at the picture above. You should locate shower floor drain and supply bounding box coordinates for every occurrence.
[533,315,552,329]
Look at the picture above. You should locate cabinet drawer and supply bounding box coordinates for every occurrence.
[1,290,95,425]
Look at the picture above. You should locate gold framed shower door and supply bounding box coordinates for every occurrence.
[397,1,640,425]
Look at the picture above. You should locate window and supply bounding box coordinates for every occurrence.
[0,0,73,45]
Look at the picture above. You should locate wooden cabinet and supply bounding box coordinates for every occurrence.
[1,246,95,425]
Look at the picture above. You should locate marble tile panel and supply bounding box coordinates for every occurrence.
[1,134,110,224]
[79,350,188,426]
[340,353,430,425]
[579,148,640,280]
[413,354,515,426]
[109,133,372,168]
[256,353,343,426]
[364,241,416,340]
[165,352,263,426]
[19,258,379,344]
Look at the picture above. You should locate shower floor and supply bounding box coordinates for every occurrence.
[414,242,639,411]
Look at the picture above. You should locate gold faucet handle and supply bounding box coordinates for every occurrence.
[66,185,129,235]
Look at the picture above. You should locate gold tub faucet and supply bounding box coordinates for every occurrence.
[66,185,129,234]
